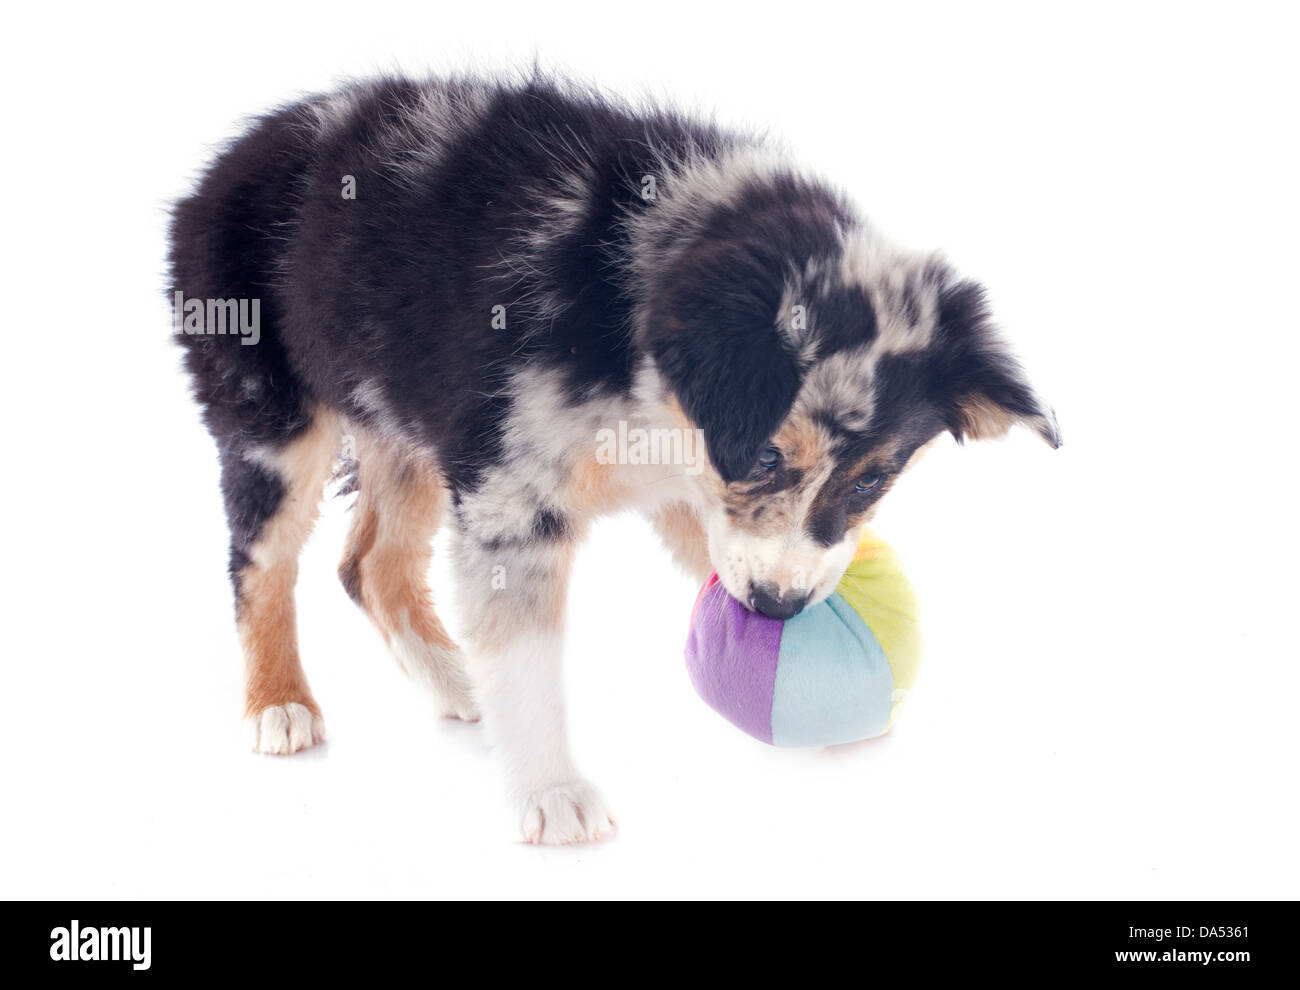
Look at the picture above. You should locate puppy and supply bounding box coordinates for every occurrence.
[169,72,1058,844]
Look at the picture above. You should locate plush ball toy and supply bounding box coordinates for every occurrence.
[684,527,920,747]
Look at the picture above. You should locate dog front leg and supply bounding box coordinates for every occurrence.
[453,519,615,844]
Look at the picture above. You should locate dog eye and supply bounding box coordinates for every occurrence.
[757,447,782,472]
[853,475,882,494]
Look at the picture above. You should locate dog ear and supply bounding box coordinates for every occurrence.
[643,242,803,482]
[932,275,1061,448]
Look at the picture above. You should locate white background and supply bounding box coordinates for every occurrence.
[1,1,1296,899]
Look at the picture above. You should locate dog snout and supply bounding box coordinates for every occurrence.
[747,581,809,620]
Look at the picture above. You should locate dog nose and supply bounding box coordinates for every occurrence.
[748,582,809,620]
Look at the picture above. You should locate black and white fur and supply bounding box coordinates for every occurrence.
[170,71,1058,844]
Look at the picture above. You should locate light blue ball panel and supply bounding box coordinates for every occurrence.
[769,592,896,747]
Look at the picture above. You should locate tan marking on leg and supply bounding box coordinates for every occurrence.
[651,501,712,582]
[237,412,339,742]
[340,429,476,718]
[239,564,319,716]
[566,453,624,517]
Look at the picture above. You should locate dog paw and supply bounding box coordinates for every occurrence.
[437,679,481,722]
[430,649,480,722]
[248,703,326,755]
[520,780,616,845]
[392,637,481,722]
[439,693,481,723]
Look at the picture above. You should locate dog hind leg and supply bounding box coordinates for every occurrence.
[338,433,478,721]
[223,411,338,754]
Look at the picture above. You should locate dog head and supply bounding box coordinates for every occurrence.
[638,166,1058,617]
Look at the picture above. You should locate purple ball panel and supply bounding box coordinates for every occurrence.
[684,581,783,743]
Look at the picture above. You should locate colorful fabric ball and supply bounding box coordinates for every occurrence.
[684,527,920,747]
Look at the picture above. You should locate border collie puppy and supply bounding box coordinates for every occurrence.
[170,72,1059,844]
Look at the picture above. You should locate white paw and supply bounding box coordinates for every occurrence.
[248,703,326,755]
[437,681,481,723]
[390,634,481,722]
[520,781,616,845]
